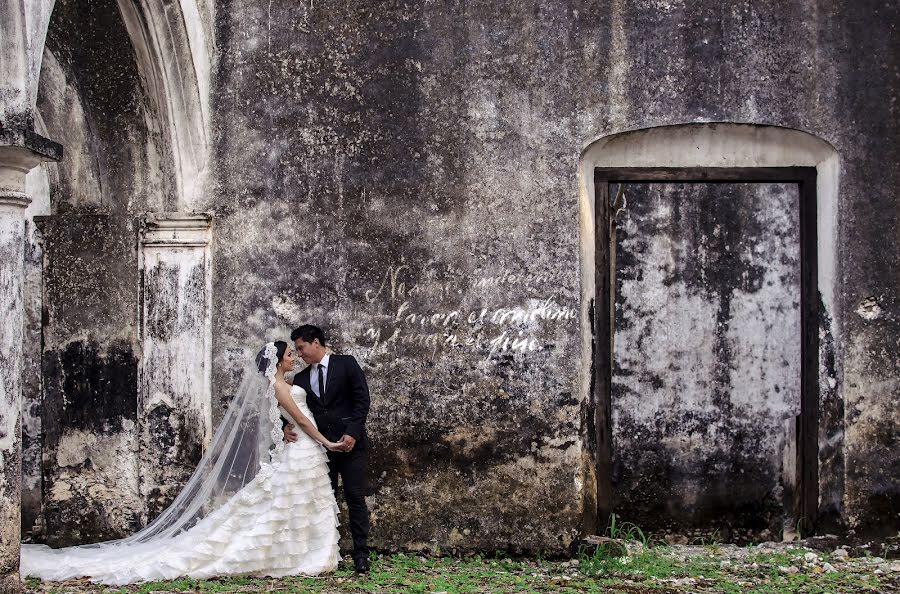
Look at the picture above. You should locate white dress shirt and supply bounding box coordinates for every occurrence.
[310,353,330,399]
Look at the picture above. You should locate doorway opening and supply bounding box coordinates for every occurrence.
[593,167,818,542]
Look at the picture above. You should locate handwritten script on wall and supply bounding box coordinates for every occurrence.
[362,265,576,360]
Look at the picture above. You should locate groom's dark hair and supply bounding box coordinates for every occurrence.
[291,324,326,345]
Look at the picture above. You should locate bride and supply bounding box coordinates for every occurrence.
[21,341,343,584]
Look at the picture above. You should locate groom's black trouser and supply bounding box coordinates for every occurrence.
[327,448,369,560]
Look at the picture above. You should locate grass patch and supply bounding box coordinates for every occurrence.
[606,513,650,547]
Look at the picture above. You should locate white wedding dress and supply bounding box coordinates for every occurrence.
[21,385,340,584]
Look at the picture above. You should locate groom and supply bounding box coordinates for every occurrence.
[284,324,372,572]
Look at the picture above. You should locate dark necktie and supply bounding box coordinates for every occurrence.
[317,364,325,400]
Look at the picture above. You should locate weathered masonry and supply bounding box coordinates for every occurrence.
[1,0,898,588]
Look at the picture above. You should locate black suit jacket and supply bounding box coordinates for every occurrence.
[292,354,371,450]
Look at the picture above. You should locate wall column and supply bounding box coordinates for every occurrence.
[138,213,213,519]
[0,138,59,594]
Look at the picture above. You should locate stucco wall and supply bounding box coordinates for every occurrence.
[210,0,587,552]
[205,0,898,549]
[16,0,899,549]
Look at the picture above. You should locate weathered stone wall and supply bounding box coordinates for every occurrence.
[0,0,54,129]
[37,214,142,545]
[0,194,30,589]
[830,4,900,535]
[20,164,50,540]
[211,0,585,552]
[207,0,898,549]
[138,214,214,519]
[41,0,174,214]
[569,0,899,538]
[12,0,899,551]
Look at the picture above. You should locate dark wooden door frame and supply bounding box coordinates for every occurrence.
[592,166,819,536]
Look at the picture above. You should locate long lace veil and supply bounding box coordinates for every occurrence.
[21,343,286,574]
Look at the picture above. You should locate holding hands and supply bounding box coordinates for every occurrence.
[325,437,352,452]
[336,434,356,452]
[326,435,355,452]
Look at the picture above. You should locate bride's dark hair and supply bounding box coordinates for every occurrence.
[255,340,287,373]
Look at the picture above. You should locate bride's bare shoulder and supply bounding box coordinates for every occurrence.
[273,379,291,397]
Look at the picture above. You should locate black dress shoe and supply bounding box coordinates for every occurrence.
[353,556,369,573]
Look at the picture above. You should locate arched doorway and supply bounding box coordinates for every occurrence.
[21,0,214,547]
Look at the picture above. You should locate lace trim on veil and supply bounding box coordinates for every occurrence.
[260,342,286,476]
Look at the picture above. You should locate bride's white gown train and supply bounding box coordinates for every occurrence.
[21,386,340,584]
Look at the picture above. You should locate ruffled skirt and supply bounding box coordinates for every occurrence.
[21,437,340,584]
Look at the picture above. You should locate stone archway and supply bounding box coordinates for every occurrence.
[118,0,214,210]
[0,0,214,588]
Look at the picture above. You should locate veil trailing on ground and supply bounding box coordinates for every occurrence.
[20,343,287,579]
